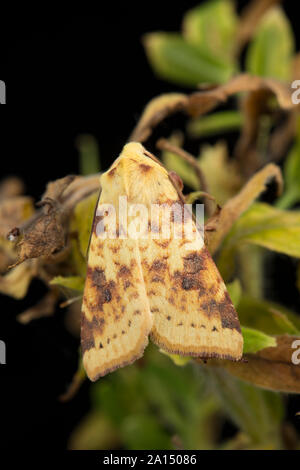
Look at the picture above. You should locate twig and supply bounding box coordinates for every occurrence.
[156,138,215,217]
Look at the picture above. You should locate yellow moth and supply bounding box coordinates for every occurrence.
[81,142,243,381]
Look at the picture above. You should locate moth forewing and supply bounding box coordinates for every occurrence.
[81,151,154,381]
[81,142,243,381]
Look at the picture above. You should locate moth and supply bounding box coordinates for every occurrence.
[81,142,243,381]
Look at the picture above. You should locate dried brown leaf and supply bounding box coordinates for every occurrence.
[42,175,77,202]
[187,74,296,118]
[206,163,283,254]
[130,93,188,142]
[16,206,66,264]
[8,175,86,267]
[236,0,282,52]
[220,335,300,393]
[129,75,297,149]
[18,290,58,324]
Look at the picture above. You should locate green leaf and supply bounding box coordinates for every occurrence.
[276,140,300,209]
[182,0,238,63]
[143,33,236,87]
[198,142,243,205]
[68,412,119,450]
[242,327,276,354]
[72,191,100,258]
[218,203,300,279]
[187,110,243,138]
[90,346,218,450]
[50,275,85,292]
[121,414,172,450]
[226,279,242,307]
[76,134,101,176]
[245,7,294,80]
[159,349,192,367]
[238,296,300,335]
[205,367,284,447]
[162,148,199,190]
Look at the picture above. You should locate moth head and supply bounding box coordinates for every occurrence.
[100,142,177,205]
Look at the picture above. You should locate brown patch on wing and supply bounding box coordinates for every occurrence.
[138,238,243,360]
[219,292,242,333]
[183,252,206,274]
[139,163,152,173]
[107,167,117,177]
[81,315,105,353]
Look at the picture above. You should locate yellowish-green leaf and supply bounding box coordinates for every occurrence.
[276,139,300,209]
[218,203,300,279]
[205,367,283,446]
[0,261,35,299]
[182,0,238,63]
[198,142,243,205]
[76,134,101,176]
[159,349,192,367]
[72,191,99,258]
[242,327,276,354]
[50,275,85,293]
[238,295,300,335]
[162,149,200,190]
[226,279,242,308]
[187,110,243,138]
[143,33,235,87]
[246,7,294,80]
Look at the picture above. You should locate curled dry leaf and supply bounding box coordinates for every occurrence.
[16,205,66,264]
[42,175,77,202]
[206,163,283,254]
[8,175,87,266]
[17,290,58,324]
[236,0,283,53]
[129,75,297,153]
[130,93,188,142]
[187,74,297,117]
[219,335,300,394]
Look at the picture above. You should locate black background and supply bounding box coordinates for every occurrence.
[0,1,300,450]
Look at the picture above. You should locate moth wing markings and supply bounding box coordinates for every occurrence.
[138,230,243,361]
[81,175,153,381]
[116,143,243,360]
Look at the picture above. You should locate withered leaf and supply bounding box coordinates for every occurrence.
[236,0,284,53]
[42,175,77,203]
[129,74,297,146]
[220,335,300,393]
[206,163,282,254]
[130,93,188,142]
[18,290,58,324]
[187,74,297,117]
[16,206,65,264]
